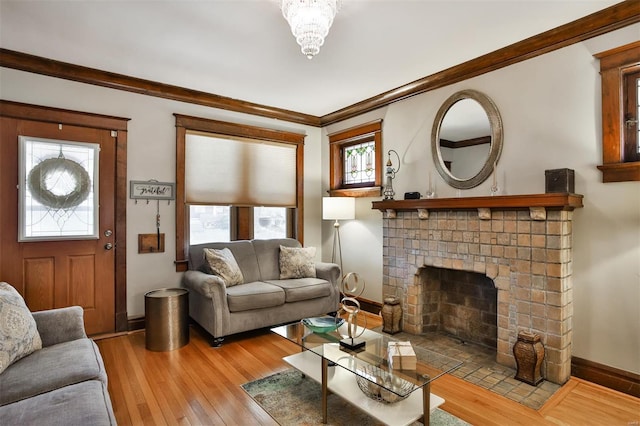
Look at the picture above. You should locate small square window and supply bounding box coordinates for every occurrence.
[343,140,376,186]
[328,120,383,197]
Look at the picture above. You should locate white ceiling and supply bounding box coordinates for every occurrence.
[0,0,620,117]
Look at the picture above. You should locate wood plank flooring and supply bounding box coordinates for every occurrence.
[96,315,640,425]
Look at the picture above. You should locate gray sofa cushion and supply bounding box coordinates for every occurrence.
[266,278,332,303]
[226,281,285,312]
[253,238,300,280]
[0,338,106,406]
[33,306,86,347]
[0,380,116,426]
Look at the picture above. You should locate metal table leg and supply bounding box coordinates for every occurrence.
[321,357,328,424]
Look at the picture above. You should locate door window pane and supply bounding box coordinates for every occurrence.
[189,205,230,244]
[19,136,99,241]
[254,207,286,239]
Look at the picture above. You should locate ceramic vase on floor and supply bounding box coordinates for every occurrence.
[513,330,545,385]
[381,296,402,334]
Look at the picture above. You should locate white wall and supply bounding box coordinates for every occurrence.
[0,69,324,318]
[323,24,640,374]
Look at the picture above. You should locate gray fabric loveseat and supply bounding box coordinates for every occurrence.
[182,238,341,345]
[0,304,116,425]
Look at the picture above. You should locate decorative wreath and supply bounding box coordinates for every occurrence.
[27,158,91,209]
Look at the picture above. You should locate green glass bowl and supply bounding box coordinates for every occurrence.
[301,317,344,334]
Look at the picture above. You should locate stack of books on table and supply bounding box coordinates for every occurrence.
[387,341,416,370]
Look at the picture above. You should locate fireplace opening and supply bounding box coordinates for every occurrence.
[420,266,497,349]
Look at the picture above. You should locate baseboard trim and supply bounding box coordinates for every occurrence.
[571,356,640,397]
[128,316,145,331]
[357,297,382,315]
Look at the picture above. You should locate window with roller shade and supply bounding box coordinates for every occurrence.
[185,132,296,243]
[174,114,305,271]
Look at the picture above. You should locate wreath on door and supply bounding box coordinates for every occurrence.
[27,157,91,209]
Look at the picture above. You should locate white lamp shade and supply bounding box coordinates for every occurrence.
[323,197,355,220]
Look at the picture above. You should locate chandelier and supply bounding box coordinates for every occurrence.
[281,0,341,59]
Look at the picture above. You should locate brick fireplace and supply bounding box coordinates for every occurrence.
[373,193,583,385]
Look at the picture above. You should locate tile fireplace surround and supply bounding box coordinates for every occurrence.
[372,193,583,385]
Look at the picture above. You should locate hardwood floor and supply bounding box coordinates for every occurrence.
[96,315,640,425]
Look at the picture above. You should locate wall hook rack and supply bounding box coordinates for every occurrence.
[130,179,175,204]
[129,180,175,253]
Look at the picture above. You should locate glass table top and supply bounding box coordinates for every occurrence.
[271,319,463,398]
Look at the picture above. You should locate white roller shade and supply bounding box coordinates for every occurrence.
[185,132,297,207]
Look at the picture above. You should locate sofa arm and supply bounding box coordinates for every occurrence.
[315,262,341,288]
[31,306,87,347]
[182,270,228,302]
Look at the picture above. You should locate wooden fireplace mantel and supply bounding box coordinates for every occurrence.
[372,193,583,220]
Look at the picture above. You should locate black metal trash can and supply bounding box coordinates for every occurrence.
[145,288,189,351]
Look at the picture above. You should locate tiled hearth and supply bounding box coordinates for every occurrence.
[373,194,583,385]
[378,328,561,409]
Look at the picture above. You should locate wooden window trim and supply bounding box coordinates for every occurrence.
[328,120,382,197]
[595,41,640,183]
[174,114,305,272]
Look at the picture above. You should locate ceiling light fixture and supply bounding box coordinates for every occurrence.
[281,0,340,59]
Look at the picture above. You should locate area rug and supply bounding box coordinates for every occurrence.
[242,369,469,426]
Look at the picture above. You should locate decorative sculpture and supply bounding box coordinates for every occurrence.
[337,272,367,350]
[383,150,400,200]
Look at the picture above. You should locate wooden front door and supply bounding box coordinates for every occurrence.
[0,103,128,335]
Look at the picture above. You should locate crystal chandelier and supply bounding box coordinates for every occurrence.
[281,0,340,59]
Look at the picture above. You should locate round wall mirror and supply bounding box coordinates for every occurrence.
[431,90,503,189]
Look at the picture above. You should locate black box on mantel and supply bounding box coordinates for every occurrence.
[545,168,575,193]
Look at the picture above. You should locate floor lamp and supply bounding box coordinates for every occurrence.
[322,197,355,275]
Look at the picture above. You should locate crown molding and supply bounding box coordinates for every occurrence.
[0,48,321,127]
[1,1,637,128]
[319,1,640,126]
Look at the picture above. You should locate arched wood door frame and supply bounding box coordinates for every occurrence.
[0,100,129,333]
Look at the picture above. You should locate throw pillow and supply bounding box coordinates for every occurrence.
[279,245,317,279]
[203,248,244,287]
[0,282,43,374]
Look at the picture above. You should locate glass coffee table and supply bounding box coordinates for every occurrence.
[271,320,462,426]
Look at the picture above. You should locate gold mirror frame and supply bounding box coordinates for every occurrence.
[431,90,503,189]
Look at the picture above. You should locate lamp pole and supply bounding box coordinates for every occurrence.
[331,218,343,274]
